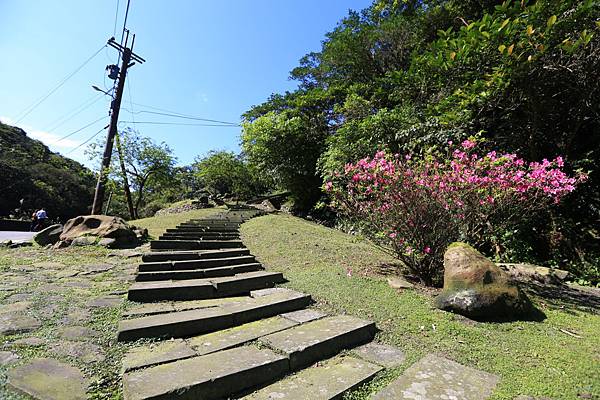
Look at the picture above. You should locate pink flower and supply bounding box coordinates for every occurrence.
[324,181,333,191]
[389,232,397,238]
[461,139,476,149]
[423,247,431,254]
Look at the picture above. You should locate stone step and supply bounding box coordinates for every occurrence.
[151,239,244,250]
[259,315,376,370]
[179,222,241,227]
[139,255,257,272]
[159,234,240,241]
[118,289,311,341]
[167,226,240,233]
[127,271,285,302]
[136,262,263,281]
[372,354,499,400]
[142,248,250,262]
[161,231,240,238]
[123,346,289,400]
[123,314,315,372]
[243,355,383,400]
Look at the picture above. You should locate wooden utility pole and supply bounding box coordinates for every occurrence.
[91,33,145,215]
[114,131,136,219]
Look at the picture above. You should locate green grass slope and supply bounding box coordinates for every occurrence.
[130,207,222,238]
[241,213,600,400]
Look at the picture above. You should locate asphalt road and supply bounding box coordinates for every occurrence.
[0,231,35,243]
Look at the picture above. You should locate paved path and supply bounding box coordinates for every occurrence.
[0,231,35,243]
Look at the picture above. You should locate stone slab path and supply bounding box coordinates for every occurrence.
[117,205,501,399]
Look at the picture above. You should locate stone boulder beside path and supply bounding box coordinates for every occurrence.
[56,215,139,249]
[33,224,63,246]
[435,242,536,321]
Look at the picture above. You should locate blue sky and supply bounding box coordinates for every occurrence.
[0,1,372,168]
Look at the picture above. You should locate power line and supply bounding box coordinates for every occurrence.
[66,124,109,155]
[14,45,107,124]
[118,121,240,127]
[46,93,105,133]
[125,107,239,126]
[54,116,109,144]
[113,0,120,37]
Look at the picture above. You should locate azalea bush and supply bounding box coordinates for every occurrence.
[326,140,587,286]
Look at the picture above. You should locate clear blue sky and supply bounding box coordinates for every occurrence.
[0,0,372,168]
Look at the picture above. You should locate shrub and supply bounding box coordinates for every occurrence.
[327,140,586,286]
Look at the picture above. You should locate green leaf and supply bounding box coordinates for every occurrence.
[498,18,510,32]
[498,44,506,53]
[547,15,557,28]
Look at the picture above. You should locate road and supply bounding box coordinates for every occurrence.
[0,231,35,243]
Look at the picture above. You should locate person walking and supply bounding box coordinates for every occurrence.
[30,211,38,232]
[35,208,48,231]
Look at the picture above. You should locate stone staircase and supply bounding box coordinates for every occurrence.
[118,206,499,400]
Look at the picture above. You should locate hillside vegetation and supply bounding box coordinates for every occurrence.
[0,122,95,221]
[241,0,600,283]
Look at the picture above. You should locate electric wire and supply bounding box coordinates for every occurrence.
[113,0,120,37]
[66,125,109,155]
[125,108,239,126]
[117,121,240,127]
[54,116,109,144]
[45,93,105,133]
[14,45,107,124]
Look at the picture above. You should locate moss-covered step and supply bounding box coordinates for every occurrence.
[372,354,499,400]
[123,315,308,372]
[166,226,241,233]
[150,239,244,250]
[243,355,382,400]
[159,232,240,240]
[123,346,289,400]
[259,315,376,371]
[127,271,285,302]
[117,289,311,341]
[138,255,257,272]
[141,248,250,262]
[136,262,263,281]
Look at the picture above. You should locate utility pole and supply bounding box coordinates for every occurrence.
[114,131,136,219]
[91,33,145,215]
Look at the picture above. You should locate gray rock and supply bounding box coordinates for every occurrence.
[61,215,138,248]
[7,358,89,400]
[97,237,116,247]
[497,263,572,285]
[12,337,46,347]
[0,313,41,335]
[0,351,20,365]
[52,240,70,249]
[435,242,534,320]
[372,354,499,400]
[387,275,414,290]
[33,224,63,246]
[59,326,100,341]
[86,296,123,308]
[70,236,98,246]
[49,341,105,364]
[352,342,405,367]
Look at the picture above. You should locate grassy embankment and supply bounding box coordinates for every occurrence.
[240,213,600,400]
[0,207,218,399]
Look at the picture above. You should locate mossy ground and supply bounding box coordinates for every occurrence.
[0,207,220,399]
[240,213,600,400]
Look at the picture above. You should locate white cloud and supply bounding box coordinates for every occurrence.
[28,129,80,149]
[1,116,81,149]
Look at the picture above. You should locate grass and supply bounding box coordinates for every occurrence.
[130,206,223,238]
[240,213,600,400]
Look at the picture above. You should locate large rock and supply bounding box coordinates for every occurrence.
[60,215,137,248]
[435,242,534,320]
[33,224,63,246]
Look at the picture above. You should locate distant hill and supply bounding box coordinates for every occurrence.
[0,122,95,222]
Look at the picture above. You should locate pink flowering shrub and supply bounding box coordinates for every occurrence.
[326,140,587,286]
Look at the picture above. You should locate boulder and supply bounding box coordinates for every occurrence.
[497,263,572,285]
[435,242,534,320]
[60,215,137,249]
[70,236,98,247]
[33,224,63,246]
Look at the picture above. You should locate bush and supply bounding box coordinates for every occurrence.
[327,140,586,286]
